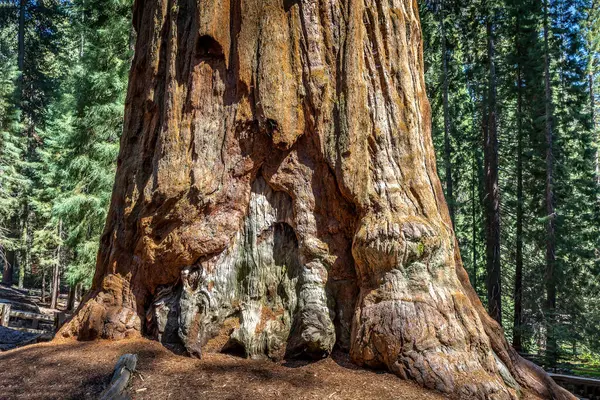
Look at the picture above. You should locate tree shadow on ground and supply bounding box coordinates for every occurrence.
[0,338,447,400]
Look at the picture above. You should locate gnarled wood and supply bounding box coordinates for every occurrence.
[61,1,574,398]
[100,353,138,400]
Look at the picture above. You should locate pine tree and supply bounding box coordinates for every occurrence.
[0,8,26,284]
[421,0,600,363]
[484,1,503,325]
[54,0,132,289]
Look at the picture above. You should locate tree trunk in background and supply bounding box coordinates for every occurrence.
[61,1,573,398]
[440,3,454,226]
[471,149,478,290]
[484,14,502,326]
[513,66,524,352]
[50,220,62,310]
[18,0,24,89]
[2,251,13,285]
[67,284,76,311]
[591,72,599,184]
[513,15,524,353]
[50,264,59,309]
[543,0,558,368]
[41,267,47,303]
[18,207,30,289]
[17,0,29,288]
[12,257,19,290]
[75,282,82,303]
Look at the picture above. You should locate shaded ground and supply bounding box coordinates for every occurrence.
[0,326,40,351]
[0,338,449,400]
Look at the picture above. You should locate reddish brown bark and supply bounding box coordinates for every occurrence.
[61,1,573,398]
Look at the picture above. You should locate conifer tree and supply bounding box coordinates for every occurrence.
[0,8,26,284]
[421,0,600,362]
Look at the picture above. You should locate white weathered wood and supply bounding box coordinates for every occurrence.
[549,373,600,386]
[99,353,137,400]
[9,310,53,322]
[0,303,11,327]
[9,326,50,335]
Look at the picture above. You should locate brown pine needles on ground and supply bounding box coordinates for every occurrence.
[0,338,449,400]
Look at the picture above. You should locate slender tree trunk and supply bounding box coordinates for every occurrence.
[18,207,29,289]
[41,267,46,303]
[13,256,19,289]
[80,1,84,58]
[513,29,524,351]
[484,14,502,326]
[18,0,25,85]
[50,261,59,309]
[16,0,28,289]
[50,220,62,310]
[75,282,83,304]
[440,3,454,225]
[2,251,13,285]
[543,0,557,369]
[471,147,478,290]
[67,284,76,311]
[75,282,80,303]
[591,72,599,184]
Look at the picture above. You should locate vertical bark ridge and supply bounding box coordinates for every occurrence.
[60,1,574,399]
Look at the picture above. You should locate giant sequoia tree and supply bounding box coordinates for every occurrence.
[60,1,572,398]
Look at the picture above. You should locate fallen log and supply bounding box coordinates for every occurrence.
[9,310,53,323]
[99,353,137,400]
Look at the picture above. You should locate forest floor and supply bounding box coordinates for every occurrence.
[0,337,450,400]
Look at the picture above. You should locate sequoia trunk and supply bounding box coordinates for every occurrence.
[61,1,573,398]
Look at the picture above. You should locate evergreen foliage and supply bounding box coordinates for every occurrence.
[0,0,131,294]
[420,0,600,364]
[0,10,25,263]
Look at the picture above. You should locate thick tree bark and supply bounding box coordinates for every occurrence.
[61,1,573,398]
[484,15,502,326]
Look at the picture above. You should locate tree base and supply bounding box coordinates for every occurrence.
[61,0,576,398]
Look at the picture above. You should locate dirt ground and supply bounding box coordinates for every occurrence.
[0,338,449,400]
